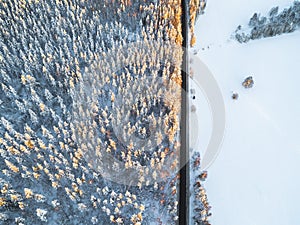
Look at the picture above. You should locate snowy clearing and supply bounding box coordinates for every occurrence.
[193,0,300,224]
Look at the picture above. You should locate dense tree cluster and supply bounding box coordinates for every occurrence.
[189,0,206,46]
[190,152,211,225]
[234,1,300,43]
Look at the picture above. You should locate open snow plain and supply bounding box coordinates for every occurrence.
[192,0,300,224]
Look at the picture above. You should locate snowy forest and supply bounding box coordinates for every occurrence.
[0,0,210,224]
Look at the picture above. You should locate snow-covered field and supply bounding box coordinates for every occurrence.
[193,0,300,224]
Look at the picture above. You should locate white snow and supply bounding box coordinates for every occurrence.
[192,0,300,224]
